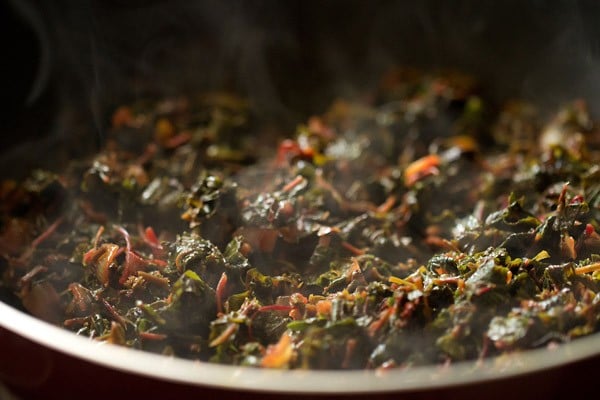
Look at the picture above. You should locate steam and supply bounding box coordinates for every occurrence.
[7,0,51,105]
[3,0,600,168]
[38,2,600,115]
[366,1,600,116]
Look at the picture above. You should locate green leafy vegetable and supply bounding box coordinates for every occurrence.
[1,69,600,371]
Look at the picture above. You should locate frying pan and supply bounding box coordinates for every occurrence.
[1,1,599,398]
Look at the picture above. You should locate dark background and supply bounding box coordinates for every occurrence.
[2,0,600,173]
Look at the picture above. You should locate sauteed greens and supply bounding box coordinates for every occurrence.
[1,69,600,369]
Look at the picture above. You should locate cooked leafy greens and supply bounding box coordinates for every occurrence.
[1,69,600,370]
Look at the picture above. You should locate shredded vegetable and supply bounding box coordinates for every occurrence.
[1,69,600,370]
